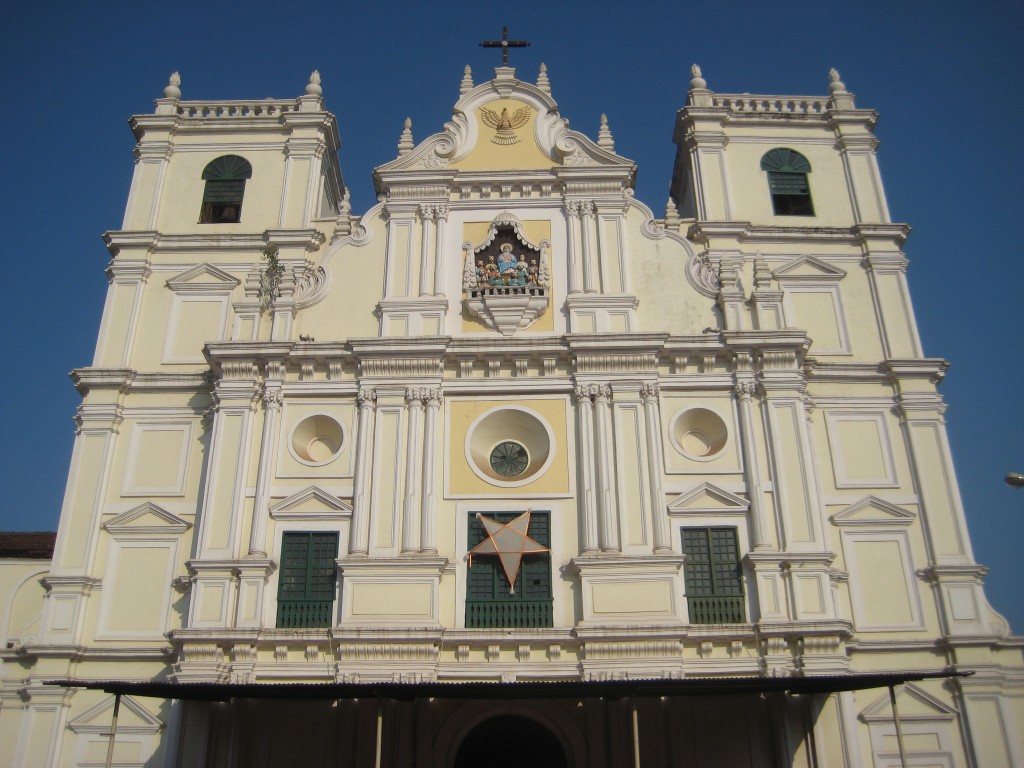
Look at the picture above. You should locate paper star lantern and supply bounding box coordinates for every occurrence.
[468,510,549,594]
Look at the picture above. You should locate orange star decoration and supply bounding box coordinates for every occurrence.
[468,510,549,595]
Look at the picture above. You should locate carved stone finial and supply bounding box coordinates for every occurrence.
[333,189,352,238]
[828,67,846,93]
[827,67,855,109]
[460,65,474,95]
[397,117,414,156]
[689,63,707,90]
[536,62,551,93]
[664,197,681,230]
[163,72,182,99]
[305,70,323,96]
[597,113,614,151]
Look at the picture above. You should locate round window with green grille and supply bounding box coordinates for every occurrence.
[488,441,530,477]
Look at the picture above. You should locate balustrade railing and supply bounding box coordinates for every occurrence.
[277,599,334,629]
[711,95,829,115]
[466,599,553,628]
[177,100,299,119]
[687,595,746,624]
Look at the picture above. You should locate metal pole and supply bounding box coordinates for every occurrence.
[888,684,909,768]
[104,693,122,768]
[375,699,384,768]
[631,698,641,768]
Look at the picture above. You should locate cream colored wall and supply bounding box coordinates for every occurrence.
[723,128,857,226]
[626,207,718,335]
[0,561,48,647]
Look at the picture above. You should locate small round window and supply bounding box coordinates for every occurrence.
[489,441,529,477]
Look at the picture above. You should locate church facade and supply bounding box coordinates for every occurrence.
[1,59,1022,767]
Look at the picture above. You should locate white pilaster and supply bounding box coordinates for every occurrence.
[575,386,599,553]
[402,389,424,553]
[419,389,442,552]
[247,378,282,557]
[593,384,619,551]
[432,205,448,296]
[641,384,671,552]
[349,388,377,556]
[418,206,434,297]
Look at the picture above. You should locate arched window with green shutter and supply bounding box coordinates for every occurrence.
[199,155,252,223]
[760,148,814,216]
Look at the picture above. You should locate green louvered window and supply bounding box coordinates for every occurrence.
[466,512,552,628]
[760,148,814,216]
[199,155,252,223]
[682,527,746,624]
[276,532,339,628]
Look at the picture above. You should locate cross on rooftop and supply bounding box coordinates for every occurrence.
[479,26,530,67]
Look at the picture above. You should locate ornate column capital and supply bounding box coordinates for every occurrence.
[261,383,284,409]
[433,204,449,221]
[735,379,758,399]
[357,387,377,409]
[405,387,426,407]
[640,382,661,403]
[423,388,444,407]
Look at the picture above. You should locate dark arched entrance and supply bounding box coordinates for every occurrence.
[454,714,568,768]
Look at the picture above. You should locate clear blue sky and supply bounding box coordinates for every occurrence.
[2,0,1021,632]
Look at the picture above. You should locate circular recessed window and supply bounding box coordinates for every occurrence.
[466,406,555,487]
[671,407,728,461]
[489,441,530,477]
[289,414,345,466]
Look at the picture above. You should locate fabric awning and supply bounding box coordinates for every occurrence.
[47,670,968,702]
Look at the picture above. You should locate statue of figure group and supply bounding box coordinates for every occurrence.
[475,243,538,289]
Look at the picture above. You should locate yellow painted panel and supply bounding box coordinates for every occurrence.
[790,292,842,351]
[452,99,554,171]
[614,405,647,546]
[372,408,403,549]
[851,539,914,625]
[448,398,570,495]
[133,428,186,489]
[770,402,813,543]
[107,546,170,633]
[592,580,672,614]
[836,419,886,481]
[170,299,224,359]
[351,582,432,616]
[207,414,244,551]
[198,584,225,623]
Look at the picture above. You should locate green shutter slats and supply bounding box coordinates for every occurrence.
[201,155,253,180]
[276,532,339,628]
[466,512,553,628]
[759,148,811,173]
[683,527,746,623]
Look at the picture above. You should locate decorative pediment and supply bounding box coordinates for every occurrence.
[830,496,916,527]
[772,255,846,281]
[103,502,191,534]
[373,66,635,191]
[668,483,750,515]
[269,486,352,521]
[69,695,164,734]
[166,263,241,293]
[859,683,957,722]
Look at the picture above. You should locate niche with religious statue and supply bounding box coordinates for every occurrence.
[462,215,550,336]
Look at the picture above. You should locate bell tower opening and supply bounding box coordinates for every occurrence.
[453,714,568,768]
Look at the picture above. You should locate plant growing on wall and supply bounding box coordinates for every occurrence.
[259,246,284,310]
